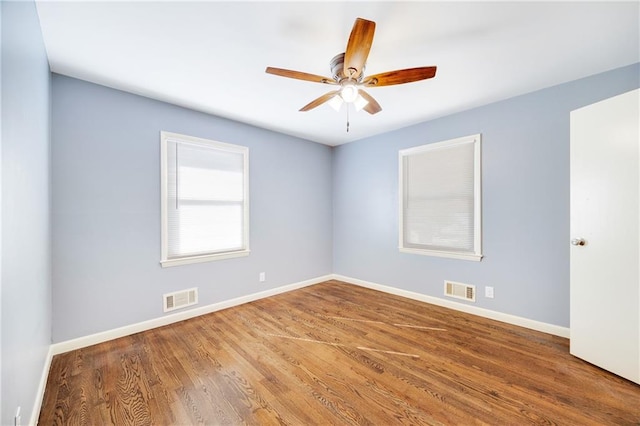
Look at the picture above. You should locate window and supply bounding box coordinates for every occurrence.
[399,134,482,261]
[160,131,249,267]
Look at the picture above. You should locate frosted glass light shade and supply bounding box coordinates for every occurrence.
[340,82,359,103]
[328,95,344,111]
[354,94,369,111]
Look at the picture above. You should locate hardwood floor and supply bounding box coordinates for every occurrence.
[39,280,640,425]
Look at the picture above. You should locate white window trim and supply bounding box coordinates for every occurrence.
[160,131,250,267]
[398,134,483,262]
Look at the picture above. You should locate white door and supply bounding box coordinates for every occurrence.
[570,88,639,385]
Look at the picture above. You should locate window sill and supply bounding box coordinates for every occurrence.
[161,249,250,268]
[399,247,483,262]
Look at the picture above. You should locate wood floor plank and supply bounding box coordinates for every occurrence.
[39,280,640,425]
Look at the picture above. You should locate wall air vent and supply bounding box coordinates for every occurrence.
[163,287,198,312]
[444,280,476,302]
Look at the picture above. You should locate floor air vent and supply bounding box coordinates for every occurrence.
[163,287,198,312]
[444,281,476,302]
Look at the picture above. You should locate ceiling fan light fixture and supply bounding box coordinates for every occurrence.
[340,81,359,103]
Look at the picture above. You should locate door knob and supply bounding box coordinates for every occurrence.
[571,238,586,246]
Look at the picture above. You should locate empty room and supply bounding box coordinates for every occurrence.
[2,1,640,425]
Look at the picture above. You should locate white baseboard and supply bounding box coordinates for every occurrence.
[50,274,332,356]
[50,273,568,355]
[331,274,570,338]
[29,345,54,426]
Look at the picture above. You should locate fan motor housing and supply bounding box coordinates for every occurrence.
[330,53,364,83]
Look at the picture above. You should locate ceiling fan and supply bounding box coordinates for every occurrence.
[265,18,437,115]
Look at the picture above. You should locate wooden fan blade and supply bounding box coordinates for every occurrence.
[362,66,437,87]
[266,67,337,85]
[299,90,341,112]
[343,18,376,80]
[358,89,382,115]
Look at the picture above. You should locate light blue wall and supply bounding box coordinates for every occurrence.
[1,1,52,424]
[333,63,640,328]
[51,75,333,342]
[52,64,640,344]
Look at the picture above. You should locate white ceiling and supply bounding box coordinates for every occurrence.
[35,1,639,146]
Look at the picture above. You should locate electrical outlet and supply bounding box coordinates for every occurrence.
[485,286,494,298]
[259,272,266,282]
[15,406,21,426]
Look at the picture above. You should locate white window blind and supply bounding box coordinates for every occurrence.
[399,134,482,261]
[161,131,249,267]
